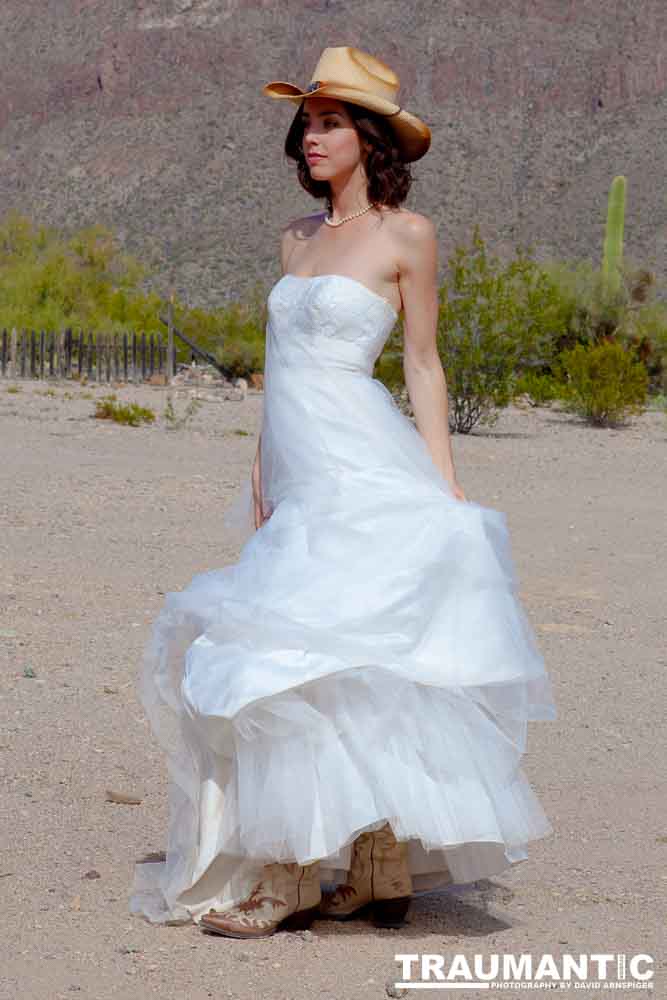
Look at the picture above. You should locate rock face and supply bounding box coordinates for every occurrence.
[1,1,666,307]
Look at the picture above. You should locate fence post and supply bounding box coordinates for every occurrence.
[47,330,54,377]
[57,329,65,379]
[65,327,72,378]
[9,328,18,378]
[131,330,137,384]
[167,294,175,383]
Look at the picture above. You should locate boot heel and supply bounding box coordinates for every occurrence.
[281,904,319,931]
[371,896,410,928]
[318,900,374,922]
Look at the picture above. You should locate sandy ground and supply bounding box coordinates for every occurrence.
[1,378,665,1000]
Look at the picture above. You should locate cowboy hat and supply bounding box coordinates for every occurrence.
[262,46,431,163]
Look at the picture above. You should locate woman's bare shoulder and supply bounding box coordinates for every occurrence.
[386,207,436,241]
[279,212,325,270]
[281,211,325,239]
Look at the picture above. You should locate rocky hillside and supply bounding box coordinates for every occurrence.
[1,0,666,307]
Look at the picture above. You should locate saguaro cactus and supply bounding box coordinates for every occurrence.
[601,175,626,301]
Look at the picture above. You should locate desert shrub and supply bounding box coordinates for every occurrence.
[438,228,568,433]
[618,297,667,393]
[163,392,203,431]
[513,371,564,407]
[210,297,266,380]
[0,211,268,380]
[541,256,667,391]
[171,276,267,377]
[559,340,647,426]
[0,210,164,334]
[376,229,569,432]
[94,393,155,426]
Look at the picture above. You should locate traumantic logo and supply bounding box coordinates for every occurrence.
[394,952,655,990]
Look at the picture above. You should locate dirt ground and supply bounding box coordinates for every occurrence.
[1,378,665,1000]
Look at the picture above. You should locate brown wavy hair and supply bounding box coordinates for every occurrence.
[283,101,413,213]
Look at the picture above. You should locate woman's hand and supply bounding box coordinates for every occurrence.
[251,448,273,529]
[449,478,467,502]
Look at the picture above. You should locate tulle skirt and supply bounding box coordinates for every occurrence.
[129,464,557,925]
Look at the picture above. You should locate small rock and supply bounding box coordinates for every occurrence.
[386,983,408,999]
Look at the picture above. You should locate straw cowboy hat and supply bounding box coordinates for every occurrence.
[262,46,431,163]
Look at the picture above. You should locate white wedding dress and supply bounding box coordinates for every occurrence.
[129,273,557,925]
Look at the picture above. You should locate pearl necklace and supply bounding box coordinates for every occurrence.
[324,203,374,227]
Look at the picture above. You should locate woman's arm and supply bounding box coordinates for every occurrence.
[251,223,294,530]
[396,214,466,501]
[251,432,264,529]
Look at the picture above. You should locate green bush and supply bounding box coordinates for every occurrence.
[0,211,268,380]
[376,229,570,433]
[513,371,564,407]
[0,210,164,334]
[210,298,266,380]
[559,340,648,426]
[438,228,568,433]
[163,392,203,431]
[618,296,667,393]
[171,277,267,377]
[540,255,667,391]
[94,393,156,427]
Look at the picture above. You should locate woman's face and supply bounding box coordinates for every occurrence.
[300,96,367,179]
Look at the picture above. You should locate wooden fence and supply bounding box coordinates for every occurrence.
[0,327,175,382]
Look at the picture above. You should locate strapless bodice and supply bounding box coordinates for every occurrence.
[266,273,398,375]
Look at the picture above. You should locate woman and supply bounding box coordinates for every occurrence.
[129,46,557,939]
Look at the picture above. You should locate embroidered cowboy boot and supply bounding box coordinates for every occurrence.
[317,823,413,927]
[200,860,321,939]
[318,830,374,920]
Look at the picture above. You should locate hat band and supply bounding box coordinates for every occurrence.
[304,79,400,114]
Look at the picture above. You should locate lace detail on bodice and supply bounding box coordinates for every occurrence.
[266,274,398,375]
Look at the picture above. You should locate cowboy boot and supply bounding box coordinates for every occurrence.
[318,823,412,928]
[200,859,321,939]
